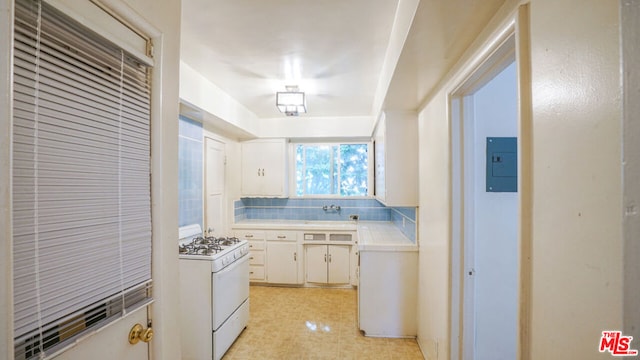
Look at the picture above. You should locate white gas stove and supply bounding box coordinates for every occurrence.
[178,228,249,272]
[178,224,250,360]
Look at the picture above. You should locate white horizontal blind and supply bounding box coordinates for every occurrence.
[12,0,152,358]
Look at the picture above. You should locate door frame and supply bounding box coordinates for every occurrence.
[448,5,533,360]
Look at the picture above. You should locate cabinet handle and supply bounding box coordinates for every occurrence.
[257,168,260,176]
[261,168,265,176]
[329,254,332,263]
[277,235,286,239]
[324,254,327,263]
[245,234,254,238]
[294,252,297,261]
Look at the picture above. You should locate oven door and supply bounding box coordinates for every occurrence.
[211,254,250,330]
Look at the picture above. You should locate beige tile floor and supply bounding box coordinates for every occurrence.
[223,285,424,360]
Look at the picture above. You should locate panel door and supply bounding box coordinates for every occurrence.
[305,245,328,283]
[328,245,351,284]
[206,138,225,236]
[57,310,149,360]
[266,242,298,284]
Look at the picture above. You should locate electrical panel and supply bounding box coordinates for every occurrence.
[486,137,517,192]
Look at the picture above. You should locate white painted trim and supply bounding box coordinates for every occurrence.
[448,10,523,360]
[45,0,153,65]
[514,5,533,359]
[148,30,181,360]
[93,0,161,38]
[0,0,14,358]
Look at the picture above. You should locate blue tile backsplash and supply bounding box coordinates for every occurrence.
[234,198,417,243]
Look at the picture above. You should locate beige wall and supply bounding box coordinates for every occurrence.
[415,0,623,359]
[417,93,451,359]
[529,0,622,358]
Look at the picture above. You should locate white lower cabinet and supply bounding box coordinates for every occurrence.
[235,231,266,282]
[233,226,356,287]
[305,244,351,284]
[266,242,299,284]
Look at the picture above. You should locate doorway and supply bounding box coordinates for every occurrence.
[450,33,519,360]
[205,137,226,236]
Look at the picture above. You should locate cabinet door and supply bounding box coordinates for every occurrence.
[328,245,351,284]
[241,142,264,196]
[241,140,287,197]
[305,245,328,283]
[260,141,286,195]
[266,242,298,284]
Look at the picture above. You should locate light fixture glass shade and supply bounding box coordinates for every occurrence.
[276,91,306,115]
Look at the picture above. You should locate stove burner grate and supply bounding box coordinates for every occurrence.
[179,235,241,256]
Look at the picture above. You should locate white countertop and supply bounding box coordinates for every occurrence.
[232,220,418,251]
[232,219,358,231]
[357,222,418,252]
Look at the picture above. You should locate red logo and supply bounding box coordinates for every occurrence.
[599,331,638,356]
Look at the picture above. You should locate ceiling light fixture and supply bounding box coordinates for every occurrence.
[276,85,306,116]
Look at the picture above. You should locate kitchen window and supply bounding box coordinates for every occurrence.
[178,115,203,228]
[295,143,370,197]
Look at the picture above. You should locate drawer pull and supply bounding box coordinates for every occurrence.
[249,245,253,248]
[250,256,254,260]
[245,234,254,238]
[277,235,286,239]
[250,271,254,274]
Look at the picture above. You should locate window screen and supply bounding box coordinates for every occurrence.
[12,0,152,358]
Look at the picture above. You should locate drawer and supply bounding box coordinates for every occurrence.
[235,230,264,240]
[329,233,353,242]
[248,241,265,251]
[249,250,264,265]
[303,233,326,241]
[266,230,298,241]
[249,265,265,280]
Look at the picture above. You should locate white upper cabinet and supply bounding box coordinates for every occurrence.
[241,139,288,197]
[373,111,418,206]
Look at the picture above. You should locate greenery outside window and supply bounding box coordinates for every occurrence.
[295,143,370,197]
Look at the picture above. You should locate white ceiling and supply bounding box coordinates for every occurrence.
[180,0,508,121]
[180,0,400,119]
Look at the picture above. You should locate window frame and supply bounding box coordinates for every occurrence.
[289,140,374,198]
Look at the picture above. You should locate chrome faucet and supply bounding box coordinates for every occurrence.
[322,204,341,211]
